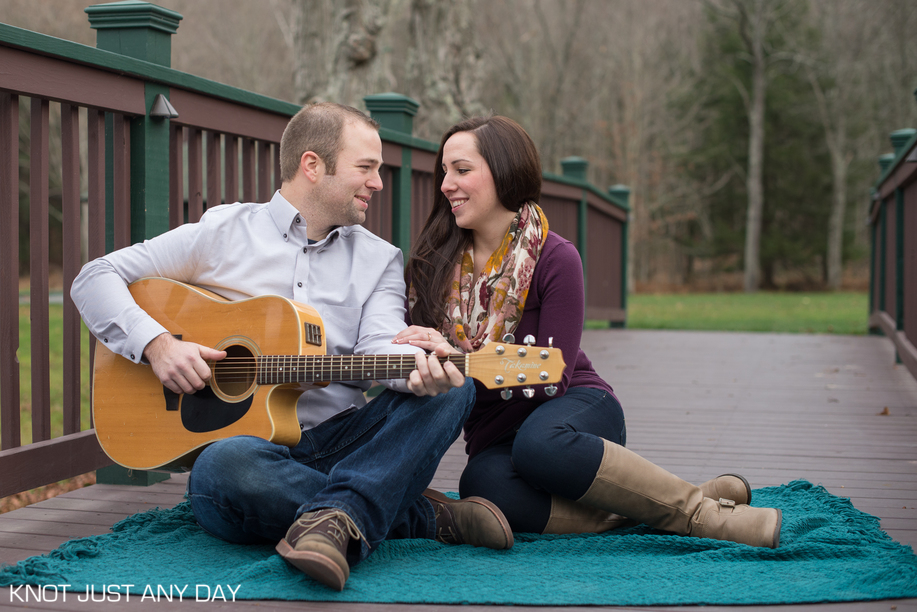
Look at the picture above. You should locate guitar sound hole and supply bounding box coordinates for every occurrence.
[213,345,256,397]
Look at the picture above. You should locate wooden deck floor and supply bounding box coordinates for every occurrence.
[2,329,916,611]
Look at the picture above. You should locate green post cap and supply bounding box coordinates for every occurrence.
[889,128,916,156]
[878,153,896,174]
[560,156,589,181]
[363,93,420,135]
[86,1,183,67]
[608,184,631,206]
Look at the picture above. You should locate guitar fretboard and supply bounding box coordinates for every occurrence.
[254,354,468,385]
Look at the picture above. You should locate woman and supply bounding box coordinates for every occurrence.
[393,115,781,547]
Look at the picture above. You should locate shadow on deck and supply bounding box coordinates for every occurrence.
[2,330,916,611]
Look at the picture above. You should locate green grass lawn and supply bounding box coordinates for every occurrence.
[609,291,869,334]
[10,305,92,445]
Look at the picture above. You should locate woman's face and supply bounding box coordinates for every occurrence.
[440,131,506,234]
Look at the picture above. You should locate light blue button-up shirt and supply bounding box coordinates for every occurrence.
[71,191,421,428]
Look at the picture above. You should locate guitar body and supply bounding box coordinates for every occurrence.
[92,278,323,471]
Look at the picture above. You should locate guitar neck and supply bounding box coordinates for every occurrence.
[254,354,468,385]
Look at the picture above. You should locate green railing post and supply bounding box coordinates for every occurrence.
[877,153,895,175]
[363,93,419,259]
[87,0,182,246]
[608,185,631,328]
[86,0,182,486]
[560,155,589,260]
[890,129,916,157]
[878,191,887,316]
[561,156,590,318]
[868,190,879,335]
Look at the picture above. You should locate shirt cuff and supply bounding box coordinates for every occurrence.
[124,318,171,364]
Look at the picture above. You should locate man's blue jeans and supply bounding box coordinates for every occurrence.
[187,380,475,567]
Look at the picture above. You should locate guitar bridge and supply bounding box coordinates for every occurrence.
[305,323,322,346]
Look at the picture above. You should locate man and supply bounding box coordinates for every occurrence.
[71,103,513,591]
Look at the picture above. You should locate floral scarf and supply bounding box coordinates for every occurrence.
[439,201,548,353]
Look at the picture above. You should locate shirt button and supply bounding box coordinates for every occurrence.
[130,354,135,360]
[297,282,303,287]
[283,233,288,239]
[303,247,307,253]
[295,217,301,223]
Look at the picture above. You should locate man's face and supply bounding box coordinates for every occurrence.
[313,121,384,228]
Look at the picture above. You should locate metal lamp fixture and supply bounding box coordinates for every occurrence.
[149,94,178,119]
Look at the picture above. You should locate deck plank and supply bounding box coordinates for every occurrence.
[1,330,916,611]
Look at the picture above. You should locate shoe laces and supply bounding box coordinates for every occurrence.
[293,509,366,547]
[429,499,461,544]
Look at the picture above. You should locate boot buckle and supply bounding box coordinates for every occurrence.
[718,498,736,507]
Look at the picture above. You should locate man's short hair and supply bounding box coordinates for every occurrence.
[279,102,379,182]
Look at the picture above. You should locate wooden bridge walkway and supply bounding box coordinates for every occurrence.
[2,329,916,611]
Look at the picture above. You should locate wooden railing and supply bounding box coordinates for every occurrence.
[868,122,917,381]
[0,1,629,498]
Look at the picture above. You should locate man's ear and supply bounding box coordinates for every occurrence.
[300,151,324,183]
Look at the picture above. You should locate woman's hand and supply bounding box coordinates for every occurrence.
[392,325,457,353]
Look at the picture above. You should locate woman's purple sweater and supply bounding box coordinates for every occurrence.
[409,231,615,459]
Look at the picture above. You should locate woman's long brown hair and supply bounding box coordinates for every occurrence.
[406,115,542,328]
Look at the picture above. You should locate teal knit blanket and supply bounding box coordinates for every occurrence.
[2,481,916,605]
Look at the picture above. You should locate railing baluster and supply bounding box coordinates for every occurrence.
[0,92,21,450]
[257,140,271,202]
[30,97,51,443]
[86,108,106,429]
[206,131,221,210]
[169,123,184,229]
[224,134,238,204]
[273,143,281,194]
[61,103,81,435]
[112,113,131,250]
[187,127,203,222]
[242,137,255,202]
[86,108,106,430]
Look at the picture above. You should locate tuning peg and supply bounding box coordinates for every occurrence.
[501,388,513,400]
[523,386,535,399]
[545,384,557,397]
[502,333,515,344]
[523,335,536,346]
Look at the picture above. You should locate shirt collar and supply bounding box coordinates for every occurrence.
[268,190,302,238]
[267,190,356,246]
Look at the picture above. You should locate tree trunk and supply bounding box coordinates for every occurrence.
[825,122,848,289]
[743,4,767,293]
[291,0,394,108]
[405,0,485,139]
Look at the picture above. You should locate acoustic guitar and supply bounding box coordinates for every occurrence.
[92,278,566,471]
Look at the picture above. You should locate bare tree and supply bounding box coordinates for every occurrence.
[289,0,397,107]
[402,0,487,139]
[705,0,795,292]
[802,0,869,289]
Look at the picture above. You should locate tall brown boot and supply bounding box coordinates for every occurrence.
[543,495,635,534]
[577,439,781,548]
[541,474,750,535]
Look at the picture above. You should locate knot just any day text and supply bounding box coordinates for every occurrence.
[9,584,241,603]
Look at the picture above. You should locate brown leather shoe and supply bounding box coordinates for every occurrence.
[275,509,365,591]
[423,489,514,550]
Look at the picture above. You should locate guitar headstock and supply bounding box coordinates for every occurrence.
[467,338,565,391]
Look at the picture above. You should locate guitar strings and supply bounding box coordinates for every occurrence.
[205,355,468,383]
